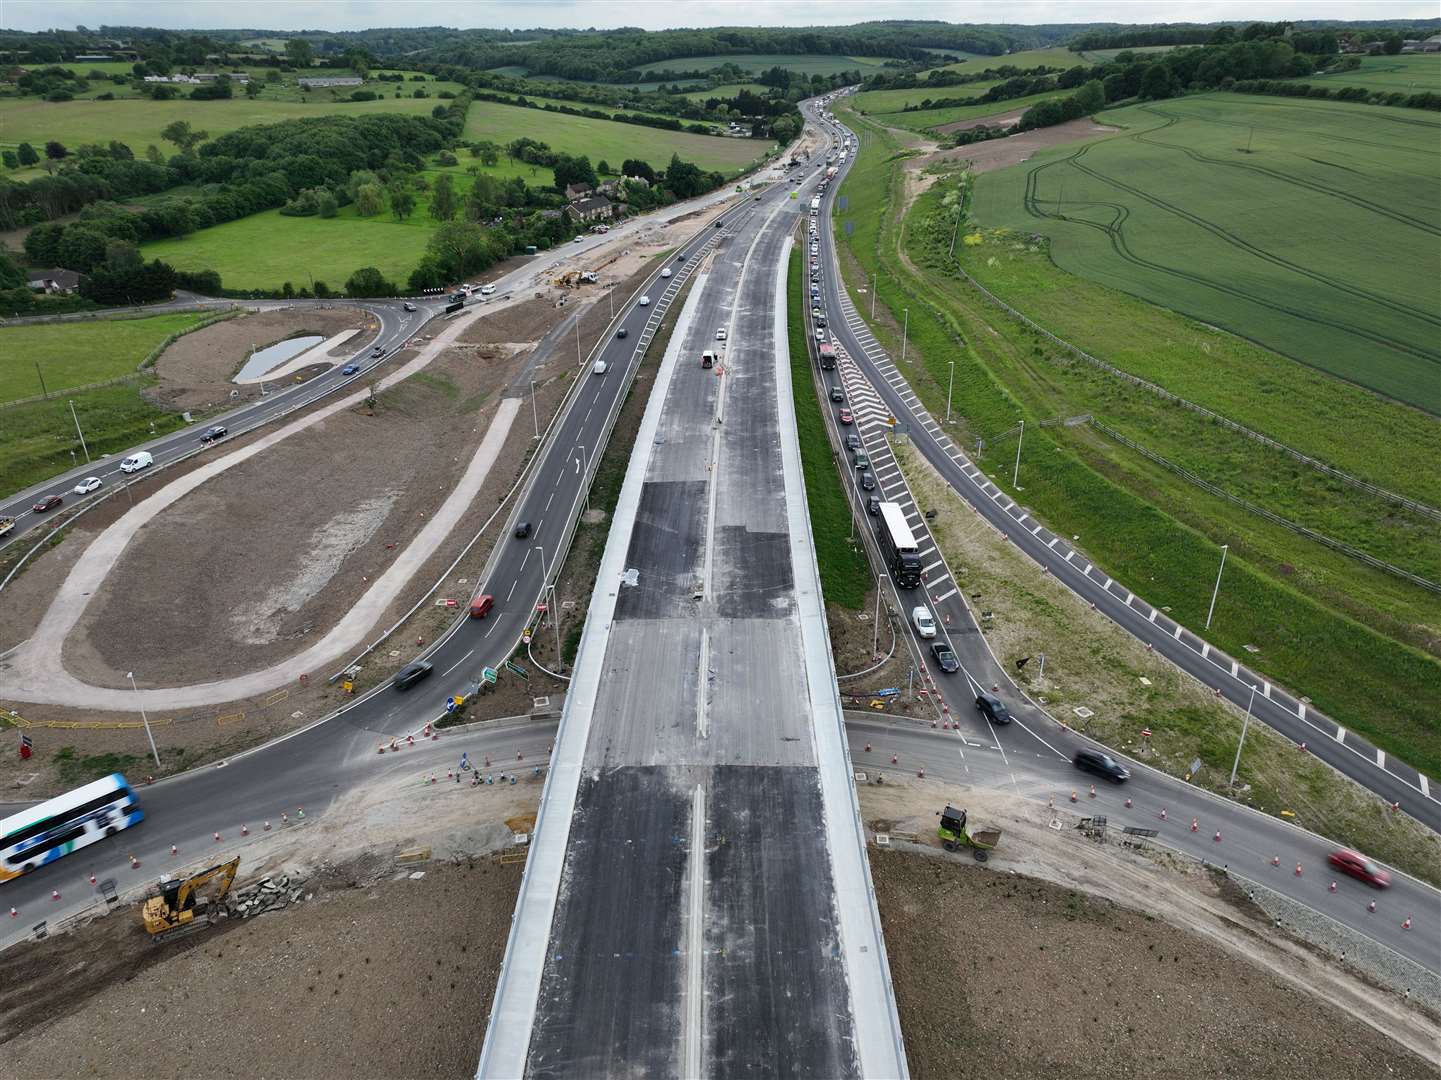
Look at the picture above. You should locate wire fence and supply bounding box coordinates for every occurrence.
[1089,418,1441,595]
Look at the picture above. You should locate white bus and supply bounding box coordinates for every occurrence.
[0,773,143,882]
[809,196,821,211]
[877,502,922,588]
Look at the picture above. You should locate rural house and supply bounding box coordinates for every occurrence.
[27,268,84,294]
[298,76,363,88]
[564,183,593,201]
[565,195,614,223]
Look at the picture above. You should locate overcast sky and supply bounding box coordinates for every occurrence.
[5,0,1435,33]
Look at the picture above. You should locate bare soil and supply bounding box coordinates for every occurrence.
[861,778,1440,1079]
[151,307,376,413]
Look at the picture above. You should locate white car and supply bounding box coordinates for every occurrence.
[912,606,937,639]
[479,284,496,296]
[716,328,727,341]
[573,236,584,244]
[661,268,672,279]
[592,359,608,376]
[73,476,102,495]
[638,296,650,306]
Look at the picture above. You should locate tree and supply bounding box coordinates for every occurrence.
[245,79,263,99]
[316,189,338,218]
[17,143,39,167]
[429,173,458,222]
[160,120,208,155]
[427,220,502,280]
[44,141,68,160]
[621,158,655,182]
[354,182,385,217]
[145,144,164,165]
[284,38,314,69]
[1383,34,1404,55]
[344,266,397,297]
[0,250,25,289]
[341,47,371,79]
[1073,79,1105,115]
[1,151,16,170]
[389,183,416,221]
[466,172,503,222]
[596,159,613,176]
[1139,63,1175,101]
[265,69,282,84]
[473,140,500,167]
[56,226,108,273]
[552,153,597,193]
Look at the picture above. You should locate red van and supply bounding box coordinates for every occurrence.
[469,594,494,619]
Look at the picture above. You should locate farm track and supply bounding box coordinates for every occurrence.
[1130,107,1440,236]
[1020,146,1440,366]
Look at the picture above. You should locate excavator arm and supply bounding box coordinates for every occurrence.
[172,856,239,913]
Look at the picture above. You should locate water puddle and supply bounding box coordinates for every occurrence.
[235,335,324,381]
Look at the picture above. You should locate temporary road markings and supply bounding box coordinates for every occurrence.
[1420,774,1430,798]
[1297,703,1305,721]
[1148,609,1159,623]
[922,559,944,575]
[1125,591,1134,604]
[1017,513,1029,523]
[1046,537,1058,549]
[1231,660,1239,676]
[1064,550,1075,563]
[1103,577,1112,589]
[1030,525,1043,536]
[1376,748,1386,768]
[1262,682,1271,699]
[1082,563,1092,575]
[933,587,959,603]
[1172,624,1184,640]
[1202,643,1210,659]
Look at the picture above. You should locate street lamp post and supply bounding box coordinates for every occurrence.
[1228,684,1259,788]
[530,379,540,439]
[575,317,582,367]
[69,400,91,464]
[872,574,887,658]
[577,445,589,514]
[534,543,563,666]
[900,308,909,363]
[1205,543,1229,631]
[1011,419,1024,489]
[126,671,161,768]
[607,284,614,320]
[870,271,877,319]
[946,360,955,423]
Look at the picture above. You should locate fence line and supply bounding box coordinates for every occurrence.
[944,254,1441,524]
[1089,419,1441,595]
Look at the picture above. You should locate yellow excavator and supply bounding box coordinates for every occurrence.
[142,856,239,942]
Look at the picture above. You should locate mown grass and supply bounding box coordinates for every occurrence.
[463,98,769,175]
[633,53,894,77]
[1,379,188,496]
[877,89,1075,133]
[787,244,869,610]
[0,312,211,404]
[678,82,771,101]
[970,93,1441,412]
[832,101,1441,781]
[849,79,1007,115]
[1307,52,1441,95]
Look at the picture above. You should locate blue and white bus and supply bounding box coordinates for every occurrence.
[0,773,143,882]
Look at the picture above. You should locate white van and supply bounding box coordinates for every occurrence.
[120,451,153,474]
[592,359,608,376]
[911,605,937,638]
[478,284,497,296]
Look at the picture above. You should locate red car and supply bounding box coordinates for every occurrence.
[1327,849,1390,888]
[32,494,62,513]
[838,408,853,425]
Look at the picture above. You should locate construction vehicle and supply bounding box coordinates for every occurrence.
[0,517,14,539]
[142,856,239,942]
[937,806,1001,862]
[551,270,599,288]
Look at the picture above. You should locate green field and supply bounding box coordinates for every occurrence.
[832,105,1441,780]
[679,82,772,101]
[877,89,1073,132]
[0,94,462,158]
[462,99,768,174]
[1076,45,1181,63]
[482,91,721,132]
[1310,52,1441,94]
[970,93,1441,411]
[0,312,212,404]
[849,79,1006,115]
[633,53,893,77]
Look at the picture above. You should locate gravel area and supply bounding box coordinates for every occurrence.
[1239,874,1441,1014]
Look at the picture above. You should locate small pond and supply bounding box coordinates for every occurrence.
[235,335,324,381]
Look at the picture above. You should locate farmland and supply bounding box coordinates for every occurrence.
[831,103,1441,779]
[1308,52,1441,95]
[679,82,772,101]
[879,89,1074,133]
[462,98,769,174]
[969,93,1441,411]
[0,312,213,405]
[0,93,461,159]
[632,53,893,77]
[849,79,1007,115]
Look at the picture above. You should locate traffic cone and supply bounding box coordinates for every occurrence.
[407,735,414,746]
[1368,901,1376,913]
[213,832,221,842]
[8,907,16,918]
[171,844,178,856]
[1190,818,1198,832]
[917,767,925,778]
[1070,790,1077,803]
[1295,863,1303,876]
[891,754,898,764]
[1402,917,1411,930]
[864,744,871,753]
[130,854,140,868]
[1272,855,1280,866]
[1213,830,1222,842]
[241,824,249,836]
[51,888,60,901]
[1159,808,1167,820]
[1124,797,1132,809]
[1329,881,1337,893]
[88,873,96,886]
[516,751,523,761]
[1088,785,1096,799]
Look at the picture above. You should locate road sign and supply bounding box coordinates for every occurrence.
[341,679,354,695]
[505,660,529,680]
[1141,727,1152,739]
[874,688,900,698]
[522,631,532,644]
[482,667,498,685]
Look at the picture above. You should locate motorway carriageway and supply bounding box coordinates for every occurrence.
[802,99,1440,977]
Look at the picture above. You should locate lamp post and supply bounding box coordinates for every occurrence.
[900,308,909,363]
[576,445,589,514]
[574,316,582,367]
[1205,544,1229,632]
[872,574,888,658]
[946,360,955,423]
[1228,684,1259,788]
[126,671,161,768]
[530,379,540,439]
[870,271,877,319]
[69,400,91,464]
[1011,419,1024,489]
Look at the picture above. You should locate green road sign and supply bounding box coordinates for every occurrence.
[482,667,498,685]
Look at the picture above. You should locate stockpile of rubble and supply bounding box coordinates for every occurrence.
[227,874,310,919]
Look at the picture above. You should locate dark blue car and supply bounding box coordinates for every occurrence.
[341,364,360,376]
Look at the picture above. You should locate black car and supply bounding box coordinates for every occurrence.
[1074,748,1130,782]
[372,345,385,357]
[200,425,228,443]
[830,386,844,403]
[514,521,532,539]
[846,432,861,450]
[392,660,433,691]
[616,328,628,339]
[975,691,1011,725]
[867,495,881,516]
[931,642,959,674]
[859,471,876,491]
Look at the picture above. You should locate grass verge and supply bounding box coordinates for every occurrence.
[897,441,1441,889]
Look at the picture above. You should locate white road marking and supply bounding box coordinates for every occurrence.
[683,784,706,1080]
[545,492,555,511]
[1231,660,1239,677]
[922,559,944,574]
[1172,624,1183,639]
[933,587,958,602]
[1149,609,1159,623]
[1377,748,1386,768]
[441,650,474,678]
[1420,773,1430,799]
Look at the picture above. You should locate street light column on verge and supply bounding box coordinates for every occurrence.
[1012,419,1024,489]
[900,308,909,363]
[69,400,91,464]
[530,379,540,439]
[577,445,589,514]
[1205,543,1229,631]
[873,574,888,657]
[946,360,955,423]
[1229,684,1259,788]
[126,671,161,768]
